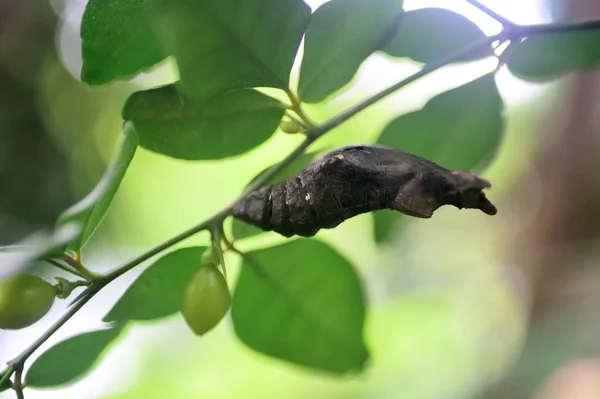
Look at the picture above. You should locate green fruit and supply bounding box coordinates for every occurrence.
[0,274,56,329]
[181,264,230,336]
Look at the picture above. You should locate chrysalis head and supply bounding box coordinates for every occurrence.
[450,170,497,215]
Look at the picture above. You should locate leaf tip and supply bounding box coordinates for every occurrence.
[80,62,103,86]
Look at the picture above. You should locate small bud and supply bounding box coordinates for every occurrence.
[53,277,85,299]
[279,120,304,134]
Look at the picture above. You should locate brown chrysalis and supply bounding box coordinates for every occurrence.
[231,144,497,238]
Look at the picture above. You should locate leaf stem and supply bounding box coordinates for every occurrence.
[286,90,317,129]
[465,0,516,29]
[43,259,87,279]
[61,255,101,280]
[211,226,228,281]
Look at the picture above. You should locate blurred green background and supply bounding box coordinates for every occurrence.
[3,0,600,398]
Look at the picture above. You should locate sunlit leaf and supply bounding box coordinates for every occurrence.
[57,124,138,252]
[507,30,600,82]
[377,74,504,172]
[104,247,206,322]
[123,85,284,160]
[81,0,166,85]
[232,239,368,373]
[156,0,310,101]
[26,327,123,387]
[232,151,321,240]
[298,0,403,103]
[382,8,492,64]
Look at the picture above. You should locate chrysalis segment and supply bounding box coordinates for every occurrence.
[231,144,496,238]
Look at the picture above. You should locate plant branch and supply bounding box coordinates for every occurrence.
[520,19,600,36]
[310,19,600,137]
[311,32,505,137]
[4,284,98,383]
[7,17,600,385]
[465,0,516,29]
[102,211,228,282]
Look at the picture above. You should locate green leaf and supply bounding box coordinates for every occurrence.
[298,0,403,103]
[80,0,166,85]
[123,85,285,160]
[232,151,320,240]
[373,210,405,245]
[57,124,138,252]
[156,0,311,101]
[104,246,207,322]
[0,371,11,392]
[26,327,122,387]
[507,30,600,82]
[232,239,368,373]
[377,74,505,172]
[382,8,492,64]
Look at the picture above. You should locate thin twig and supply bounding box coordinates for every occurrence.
[312,32,504,137]
[465,0,516,29]
[43,259,87,279]
[519,19,600,36]
[101,212,227,282]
